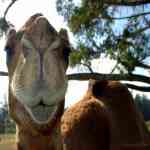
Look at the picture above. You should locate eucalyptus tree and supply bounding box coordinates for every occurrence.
[56,0,150,92]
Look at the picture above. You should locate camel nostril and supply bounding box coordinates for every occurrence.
[38,99,46,107]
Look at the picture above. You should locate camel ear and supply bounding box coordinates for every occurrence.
[5,28,17,49]
[90,80,108,98]
[59,28,69,44]
[4,28,17,65]
[59,28,71,64]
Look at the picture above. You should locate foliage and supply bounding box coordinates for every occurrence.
[0,18,9,36]
[56,0,150,73]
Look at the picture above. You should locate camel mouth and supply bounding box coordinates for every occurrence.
[11,80,68,124]
[25,101,58,124]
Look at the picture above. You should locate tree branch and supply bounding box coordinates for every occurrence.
[67,73,150,84]
[87,36,101,51]
[125,83,150,92]
[110,62,118,73]
[1,71,150,91]
[79,63,94,73]
[4,0,19,19]
[136,62,150,69]
[0,71,8,76]
[105,0,150,6]
[107,11,150,20]
[126,24,150,37]
[67,73,150,92]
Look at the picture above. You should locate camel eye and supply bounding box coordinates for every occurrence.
[4,28,17,65]
[63,47,70,62]
[4,45,14,65]
[22,45,31,57]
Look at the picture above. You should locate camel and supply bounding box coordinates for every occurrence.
[61,80,110,150]
[92,80,150,149]
[5,13,70,150]
[5,13,150,150]
[61,80,150,150]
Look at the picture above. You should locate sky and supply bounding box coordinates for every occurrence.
[0,0,150,107]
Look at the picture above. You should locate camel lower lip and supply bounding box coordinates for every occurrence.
[26,104,57,124]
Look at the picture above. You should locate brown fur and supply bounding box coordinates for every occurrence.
[118,144,150,150]
[61,82,110,150]
[91,80,150,147]
[61,80,150,150]
[6,14,70,150]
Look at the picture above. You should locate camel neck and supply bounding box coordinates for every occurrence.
[17,124,63,150]
[15,100,65,150]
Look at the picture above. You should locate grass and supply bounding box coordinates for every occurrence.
[0,134,16,150]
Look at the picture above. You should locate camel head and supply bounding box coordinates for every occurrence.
[89,80,133,106]
[5,14,70,133]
